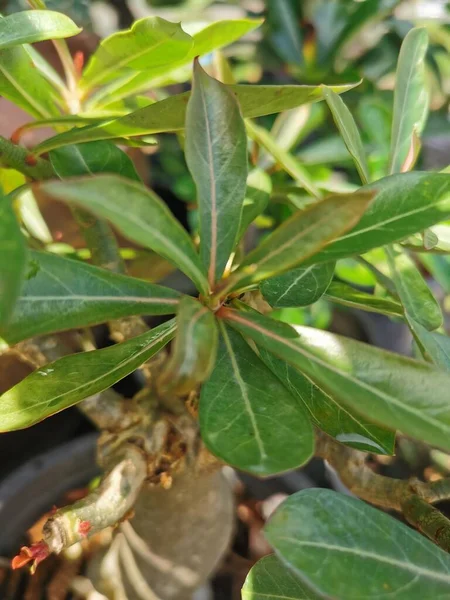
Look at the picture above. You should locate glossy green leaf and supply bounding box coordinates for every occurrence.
[0,250,180,344]
[229,191,372,291]
[257,344,395,454]
[87,18,263,108]
[158,296,218,396]
[386,246,442,330]
[237,169,272,240]
[50,141,140,181]
[0,319,175,432]
[223,308,450,452]
[266,488,450,600]
[0,192,27,327]
[200,323,314,476]
[34,82,358,154]
[34,175,209,295]
[407,317,450,371]
[0,10,80,50]
[80,17,192,89]
[389,28,429,174]
[325,281,404,318]
[307,172,450,264]
[0,44,61,119]
[242,554,321,600]
[261,263,335,308]
[323,86,370,184]
[185,61,247,284]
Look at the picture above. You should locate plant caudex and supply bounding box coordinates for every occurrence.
[1,6,450,599]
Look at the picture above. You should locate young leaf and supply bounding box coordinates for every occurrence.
[0,192,27,327]
[34,82,358,154]
[242,554,322,600]
[86,18,263,107]
[0,319,175,432]
[261,263,335,308]
[0,44,61,119]
[323,86,370,184]
[228,191,372,292]
[222,307,450,452]
[185,61,247,284]
[389,28,429,174]
[157,297,218,396]
[237,169,272,240]
[266,489,450,600]
[0,10,80,50]
[307,172,450,264]
[386,246,442,331]
[1,250,180,344]
[200,323,314,476]
[34,175,209,295]
[80,17,193,89]
[325,281,404,318]
[257,344,395,455]
[50,141,140,181]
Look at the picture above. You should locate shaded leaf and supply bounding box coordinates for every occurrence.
[50,141,140,181]
[0,10,80,50]
[34,175,209,295]
[266,0,303,66]
[200,323,314,476]
[222,307,450,452]
[185,61,247,284]
[257,344,394,454]
[323,86,370,184]
[389,28,429,174]
[266,488,450,600]
[237,169,272,240]
[325,280,404,318]
[386,246,442,330]
[242,554,321,600]
[0,250,180,344]
[229,191,372,291]
[407,317,450,371]
[307,172,450,264]
[158,296,218,396]
[261,263,335,308]
[80,17,193,89]
[0,319,175,432]
[0,192,27,327]
[34,82,359,154]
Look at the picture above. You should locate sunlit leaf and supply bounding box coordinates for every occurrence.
[325,280,403,318]
[0,10,80,50]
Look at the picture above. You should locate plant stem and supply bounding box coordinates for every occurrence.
[402,495,450,552]
[0,135,55,180]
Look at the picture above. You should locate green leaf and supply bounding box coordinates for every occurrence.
[386,246,442,331]
[323,86,370,185]
[158,296,218,396]
[185,61,247,284]
[407,317,450,371]
[261,263,335,308]
[34,82,359,154]
[389,28,429,174]
[0,44,61,119]
[242,554,321,600]
[266,488,450,600]
[0,10,80,50]
[229,191,373,291]
[0,250,180,345]
[200,323,314,476]
[80,17,193,89]
[34,175,209,295]
[222,307,450,452]
[246,120,319,198]
[50,141,140,181]
[87,18,263,108]
[0,192,27,327]
[266,0,303,66]
[325,281,404,318]
[0,319,175,432]
[307,172,450,264]
[402,224,450,253]
[237,169,272,240]
[257,343,395,454]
